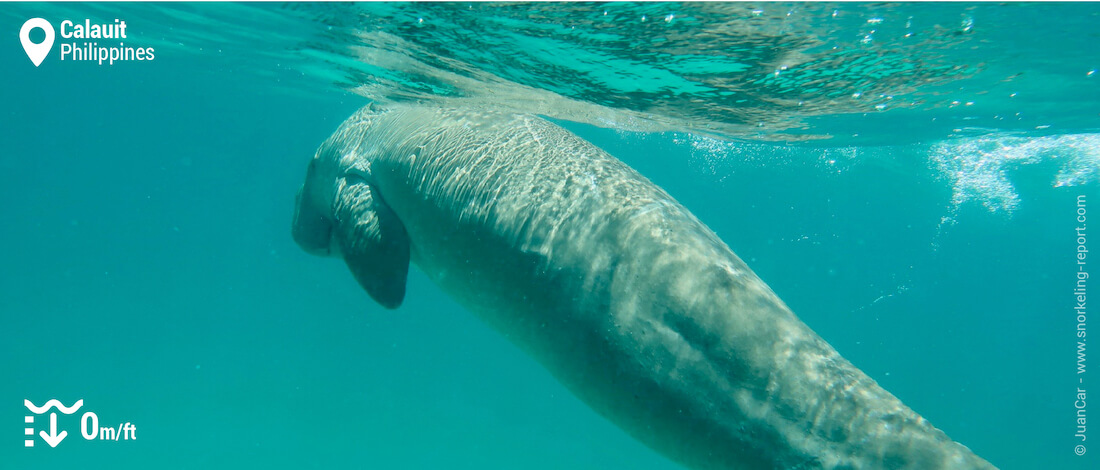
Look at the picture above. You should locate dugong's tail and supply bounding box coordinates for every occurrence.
[737,320,997,469]
[589,199,999,470]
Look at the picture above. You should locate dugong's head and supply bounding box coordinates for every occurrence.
[292,106,410,309]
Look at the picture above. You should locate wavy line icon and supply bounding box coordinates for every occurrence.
[24,399,83,414]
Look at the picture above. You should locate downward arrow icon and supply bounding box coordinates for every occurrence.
[39,412,67,448]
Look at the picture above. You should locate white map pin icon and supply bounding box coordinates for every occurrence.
[20,18,54,67]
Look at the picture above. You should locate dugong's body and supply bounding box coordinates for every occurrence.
[292,105,996,469]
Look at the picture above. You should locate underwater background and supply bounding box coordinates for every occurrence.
[1,2,1097,469]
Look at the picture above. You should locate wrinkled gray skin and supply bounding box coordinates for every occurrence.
[293,104,996,470]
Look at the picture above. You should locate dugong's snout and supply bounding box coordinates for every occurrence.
[292,184,334,257]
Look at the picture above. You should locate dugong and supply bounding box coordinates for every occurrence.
[292,104,996,470]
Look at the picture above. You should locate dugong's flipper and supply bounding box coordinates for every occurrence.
[332,175,409,309]
[293,156,410,309]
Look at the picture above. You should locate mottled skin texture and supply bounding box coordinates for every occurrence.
[292,105,997,470]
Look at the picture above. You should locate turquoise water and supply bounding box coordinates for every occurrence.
[1,2,1097,469]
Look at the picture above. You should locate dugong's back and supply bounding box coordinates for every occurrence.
[303,106,997,469]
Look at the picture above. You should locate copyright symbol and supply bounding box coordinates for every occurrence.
[1075,445,1086,456]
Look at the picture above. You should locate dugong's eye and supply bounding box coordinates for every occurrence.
[342,166,372,185]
